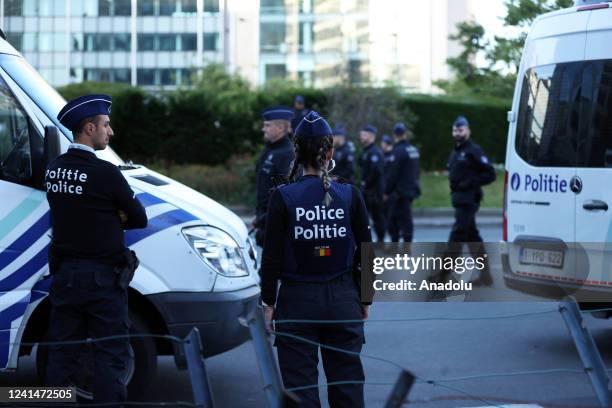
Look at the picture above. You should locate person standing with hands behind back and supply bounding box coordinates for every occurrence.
[260,111,372,408]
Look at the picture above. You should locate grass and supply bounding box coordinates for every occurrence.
[146,158,504,209]
[415,169,504,208]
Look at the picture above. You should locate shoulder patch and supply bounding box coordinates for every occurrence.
[371,155,379,163]
[481,155,489,164]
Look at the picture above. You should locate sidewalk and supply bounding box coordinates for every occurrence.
[227,205,502,228]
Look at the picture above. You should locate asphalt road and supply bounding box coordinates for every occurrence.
[2,223,611,407]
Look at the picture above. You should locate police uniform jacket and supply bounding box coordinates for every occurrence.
[332,142,355,183]
[255,135,295,229]
[45,146,148,264]
[447,139,496,206]
[359,143,384,198]
[260,176,371,306]
[385,140,421,200]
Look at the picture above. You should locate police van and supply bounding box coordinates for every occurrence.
[0,36,260,395]
[502,0,612,304]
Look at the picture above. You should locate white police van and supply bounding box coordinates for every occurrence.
[502,0,612,303]
[0,35,260,395]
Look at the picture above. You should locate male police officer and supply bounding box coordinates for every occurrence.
[254,106,295,247]
[332,124,355,183]
[359,125,386,242]
[384,123,421,242]
[447,116,495,285]
[45,94,148,405]
[291,95,310,134]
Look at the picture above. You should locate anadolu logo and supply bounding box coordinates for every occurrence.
[510,173,521,191]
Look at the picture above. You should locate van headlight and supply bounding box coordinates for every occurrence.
[182,226,249,277]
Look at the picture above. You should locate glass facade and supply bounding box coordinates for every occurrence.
[3,0,223,87]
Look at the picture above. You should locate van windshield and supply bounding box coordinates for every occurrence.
[515,59,612,168]
[0,55,123,165]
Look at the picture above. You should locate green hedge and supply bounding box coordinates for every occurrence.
[57,69,510,170]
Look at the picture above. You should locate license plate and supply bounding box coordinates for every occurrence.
[519,247,564,269]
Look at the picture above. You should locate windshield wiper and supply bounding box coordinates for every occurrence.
[118,161,141,170]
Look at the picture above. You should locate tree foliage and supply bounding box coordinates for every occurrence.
[437,0,573,99]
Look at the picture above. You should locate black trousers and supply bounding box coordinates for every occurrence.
[364,193,386,242]
[274,273,365,408]
[449,203,482,243]
[387,197,414,242]
[46,259,130,407]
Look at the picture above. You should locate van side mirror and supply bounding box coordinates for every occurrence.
[43,126,62,170]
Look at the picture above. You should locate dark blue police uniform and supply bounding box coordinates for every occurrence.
[291,95,310,134]
[261,112,371,408]
[447,136,495,242]
[255,106,295,246]
[45,95,147,405]
[385,123,421,242]
[331,125,355,183]
[359,125,386,242]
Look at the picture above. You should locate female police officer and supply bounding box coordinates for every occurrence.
[260,111,372,408]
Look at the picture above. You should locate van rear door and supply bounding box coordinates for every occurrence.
[573,10,612,284]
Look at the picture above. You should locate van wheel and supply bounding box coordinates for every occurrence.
[36,312,157,400]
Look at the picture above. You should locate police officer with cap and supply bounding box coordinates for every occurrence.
[261,111,371,408]
[331,124,355,183]
[384,123,421,242]
[381,134,395,239]
[45,94,148,405]
[254,106,295,247]
[291,95,310,134]
[447,116,495,285]
[359,125,386,242]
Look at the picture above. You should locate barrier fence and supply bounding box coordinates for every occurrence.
[0,298,611,407]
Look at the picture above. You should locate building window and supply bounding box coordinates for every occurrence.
[181,34,197,51]
[138,0,154,15]
[98,0,111,15]
[159,0,175,15]
[265,64,286,80]
[137,69,156,85]
[204,0,218,12]
[203,33,218,51]
[260,23,285,53]
[113,33,131,51]
[260,0,285,14]
[115,0,130,15]
[181,69,194,85]
[160,69,177,85]
[6,33,23,52]
[138,34,155,51]
[114,69,131,83]
[159,34,176,51]
[180,0,195,13]
[5,0,24,16]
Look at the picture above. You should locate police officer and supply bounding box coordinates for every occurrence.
[381,135,396,239]
[254,106,295,247]
[447,116,495,285]
[331,124,355,183]
[384,123,421,242]
[359,125,386,242]
[261,111,371,408]
[45,95,148,405]
[291,95,310,134]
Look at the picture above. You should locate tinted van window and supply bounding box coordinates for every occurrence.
[516,59,612,168]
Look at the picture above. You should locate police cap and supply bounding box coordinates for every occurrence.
[453,116,470,128]
[382,134,393,144]
[361,124,378,135]
[262,106,293,121]
[332,123,347,136]
[393,122,407,135]
[58,94,112,131]
[294,111,332,139]
[294,95,305,104]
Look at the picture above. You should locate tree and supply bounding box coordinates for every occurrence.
[438,0,573,100]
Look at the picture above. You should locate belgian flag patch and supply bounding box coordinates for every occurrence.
[314,246,331,257]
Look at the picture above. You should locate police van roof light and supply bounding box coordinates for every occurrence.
[574,0,611,11]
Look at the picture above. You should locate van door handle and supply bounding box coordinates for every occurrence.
[583,200,608,211]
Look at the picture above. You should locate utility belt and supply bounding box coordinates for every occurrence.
[48,245,139,291]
